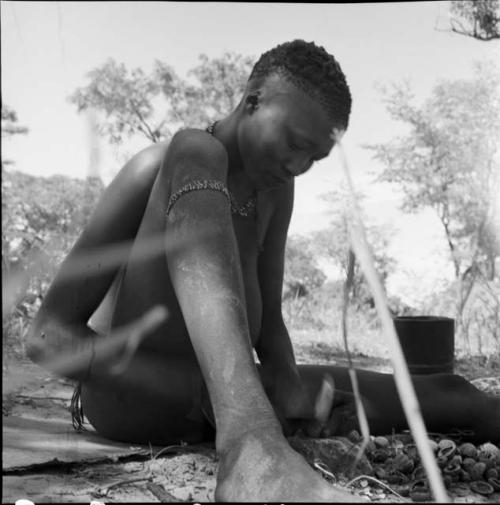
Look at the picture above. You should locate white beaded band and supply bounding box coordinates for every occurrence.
[166,180,231,217]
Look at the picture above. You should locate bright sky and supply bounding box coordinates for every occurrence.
[2,1,498,305]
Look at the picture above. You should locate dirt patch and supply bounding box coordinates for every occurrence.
[4,452,218,503]
[3,354,499,503]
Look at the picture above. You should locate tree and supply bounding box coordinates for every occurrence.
[2,104,29,167]
[1,105,29,138]
[365,63,500,340]
[69,59,169,144]
[284,234,327,300]
[449,0,500,41]
[2,168,105,287]
[311,189,396,310]
[188,53,255,121]
[282,234,327,330]
[69,52,255,147]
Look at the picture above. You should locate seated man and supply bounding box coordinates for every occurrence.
[26,40,499,502]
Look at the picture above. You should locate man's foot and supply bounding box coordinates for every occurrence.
[439,374,500,443]
[476,393,500,443]
[215,427,360,502]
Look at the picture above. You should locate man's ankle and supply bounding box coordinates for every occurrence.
[215,417,283,454]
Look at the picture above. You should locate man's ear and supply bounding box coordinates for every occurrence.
[245,91,261,112]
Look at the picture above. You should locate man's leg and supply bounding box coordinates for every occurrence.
[82,354,213,445]
[287,365,500,443]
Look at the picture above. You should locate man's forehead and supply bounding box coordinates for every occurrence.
[259,73,336,136]
[260,71,303,98]
[261,73,330,120]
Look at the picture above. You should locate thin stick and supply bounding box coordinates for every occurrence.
[313,460,337,482]
[152,444,188,461]
[347,368,370,473]
[36,305,168,379]
[334,135,449,503]
[99,476,151,495]
[3,228,213,318]
[345,475,409,501]
[341,248,371,474]
[146,482,180,502]
[341,248,356,370]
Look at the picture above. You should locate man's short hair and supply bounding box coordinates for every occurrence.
[249,40,352,130]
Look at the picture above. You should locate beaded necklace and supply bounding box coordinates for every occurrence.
[206,121,257,218]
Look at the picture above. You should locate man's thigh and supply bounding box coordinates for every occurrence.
[81,353,214,445]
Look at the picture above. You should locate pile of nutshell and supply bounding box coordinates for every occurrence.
[347,431,500,501]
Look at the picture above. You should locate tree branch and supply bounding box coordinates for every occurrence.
[128,100,159,143]
[449,16,500,40]
[437,207,461,279]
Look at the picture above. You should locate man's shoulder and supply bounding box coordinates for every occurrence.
[121,129,228,185]
[168,128,228,165]
[164,128,229,186]
[128,127,225,164]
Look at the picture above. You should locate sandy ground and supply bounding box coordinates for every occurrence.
[3,348,500,503]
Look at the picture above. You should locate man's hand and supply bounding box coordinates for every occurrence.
[27,306,168,380]
[270,372,358,438]
[272,373,317,424]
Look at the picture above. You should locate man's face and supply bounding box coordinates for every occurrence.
[237,73,339,190]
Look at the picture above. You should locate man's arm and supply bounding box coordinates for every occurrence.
[26,142,165,376]
[255,182,335,426]
[164,129,280,447]
[255,181,297,376]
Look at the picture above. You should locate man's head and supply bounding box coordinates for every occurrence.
[235,40,351,190]
[248,40,351,131]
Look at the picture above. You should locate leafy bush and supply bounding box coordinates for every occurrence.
[283,235,327,301]
[421,277,500,356]
[2,167,104,358]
